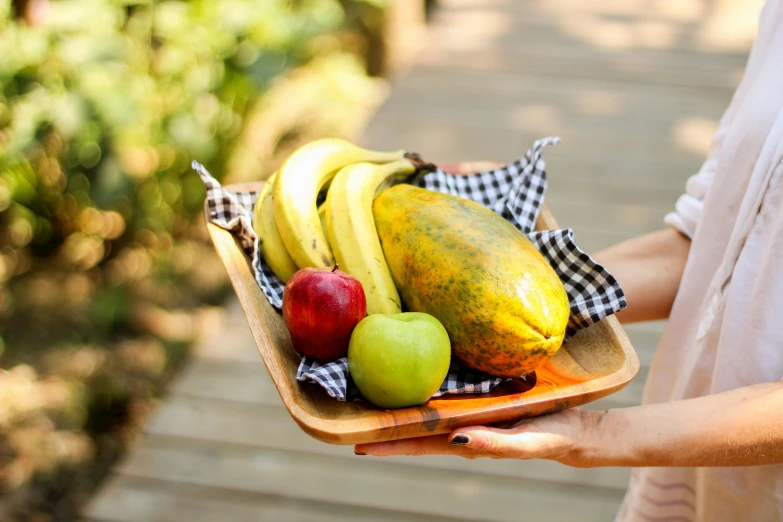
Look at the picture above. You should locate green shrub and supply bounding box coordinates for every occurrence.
[0,0,390,348]
[0,0,390,516]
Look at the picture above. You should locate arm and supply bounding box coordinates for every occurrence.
[587,381,783,467]
[592,228,691,324]
[356,381,783,468]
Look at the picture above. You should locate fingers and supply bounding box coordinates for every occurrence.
[447,427,532,459]
[354,427,525,459]
[355,434,456,457]
[353,417,569,460]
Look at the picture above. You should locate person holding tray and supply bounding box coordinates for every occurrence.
[355,1,783,520]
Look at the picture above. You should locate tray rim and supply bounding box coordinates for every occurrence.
[204,176,640,445]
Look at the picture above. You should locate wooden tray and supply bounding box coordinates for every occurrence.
[206,162,639,445]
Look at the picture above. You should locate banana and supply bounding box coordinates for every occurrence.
[324,157,434,315]
[252,173,299,282]
[318,201,328,235]
[273,138,406,269]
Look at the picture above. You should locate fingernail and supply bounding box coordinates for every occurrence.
[354,451,367,456]
[450,434,470,445]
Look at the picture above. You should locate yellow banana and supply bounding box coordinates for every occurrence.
[324,158,431,314]
[252,173,299,282]
[273,138,406,269]
[318,201,327,235]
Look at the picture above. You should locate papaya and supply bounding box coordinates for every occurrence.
[372,184,570,378]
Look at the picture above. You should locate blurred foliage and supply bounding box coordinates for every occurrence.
[0,0,393,518]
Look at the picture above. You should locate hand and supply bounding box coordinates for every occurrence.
[354,407,607,468]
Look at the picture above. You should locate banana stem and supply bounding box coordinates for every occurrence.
[403,152,437,183]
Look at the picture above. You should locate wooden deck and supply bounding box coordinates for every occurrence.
[84,0,761,520]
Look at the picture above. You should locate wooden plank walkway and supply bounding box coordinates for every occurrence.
[84,0,761,520]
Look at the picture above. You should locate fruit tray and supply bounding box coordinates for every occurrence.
[206,163,639,445]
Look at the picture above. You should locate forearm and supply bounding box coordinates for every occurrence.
[592,228,691,323]
[585,381,783,467]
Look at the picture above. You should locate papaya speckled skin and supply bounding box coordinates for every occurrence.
[372,184,570,378]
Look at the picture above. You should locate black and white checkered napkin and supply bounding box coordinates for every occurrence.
[194,136,626,401]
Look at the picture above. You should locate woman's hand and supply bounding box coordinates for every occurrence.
[354,408,607,468]
[355,382,783,469]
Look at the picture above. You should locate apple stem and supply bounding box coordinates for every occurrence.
[332,264,339,273]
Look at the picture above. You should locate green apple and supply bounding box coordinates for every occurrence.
[347,312,451,409]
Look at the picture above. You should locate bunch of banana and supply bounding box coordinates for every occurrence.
[252,172,299,283]
[252,137,434,312]
[273,138,408,269]
[324,158,424,314]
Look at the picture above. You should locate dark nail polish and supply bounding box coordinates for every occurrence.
[450,434,470,445]
[354,451,367,456]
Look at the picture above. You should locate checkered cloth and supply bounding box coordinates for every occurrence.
[194,136,626,401]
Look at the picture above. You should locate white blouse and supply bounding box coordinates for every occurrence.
[616,1,783,520]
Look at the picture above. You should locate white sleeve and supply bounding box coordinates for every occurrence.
[663,0,783,239]
[663,0,775,239]
[663,155,717,239]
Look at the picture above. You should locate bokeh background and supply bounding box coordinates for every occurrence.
[0,0,765,520]
[1,0,403,518]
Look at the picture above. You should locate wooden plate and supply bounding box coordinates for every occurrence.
[205,162,639,445]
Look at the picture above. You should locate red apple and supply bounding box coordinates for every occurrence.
[282,265,367,362]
